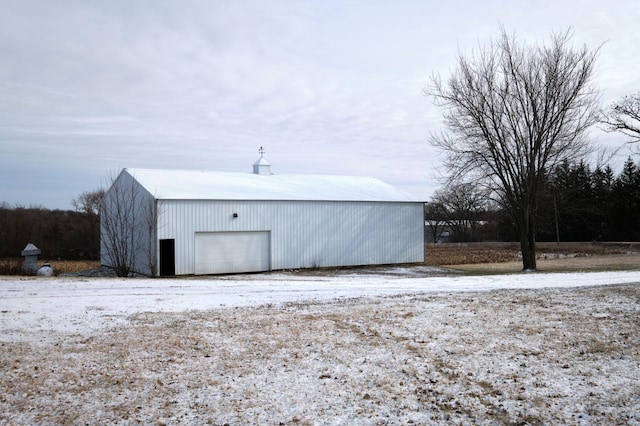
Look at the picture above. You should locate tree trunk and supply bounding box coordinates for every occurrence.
[520,236,537,271]
[519,211,537,271]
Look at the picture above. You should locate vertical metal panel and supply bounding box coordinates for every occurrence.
[156,199,424,275]
[101,170,157,276]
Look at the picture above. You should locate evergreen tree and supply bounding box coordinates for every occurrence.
[610,158,640,241]
[591,165,615,240]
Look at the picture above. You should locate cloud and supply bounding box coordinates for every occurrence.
[1,0,639,208]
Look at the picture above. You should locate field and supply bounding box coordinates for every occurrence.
[425,241,638,266]
[1,244,639,424]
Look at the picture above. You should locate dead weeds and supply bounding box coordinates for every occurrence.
[426,242,638,266]
[0,259,100,275]
[2,284,640,424]
[427,242,640,274]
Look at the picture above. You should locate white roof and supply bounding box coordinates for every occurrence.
[124,168,420,202]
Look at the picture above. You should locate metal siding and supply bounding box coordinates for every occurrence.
[156,199,424,275]
[101,170,157,276]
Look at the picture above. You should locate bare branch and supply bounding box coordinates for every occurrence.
[425,27,601,270]
[601,92,640,144]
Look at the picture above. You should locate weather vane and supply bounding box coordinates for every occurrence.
[258,146,265,156]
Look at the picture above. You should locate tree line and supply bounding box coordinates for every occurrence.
[0,204,99,260]
[0,190,102,260]
[426,157,640,243]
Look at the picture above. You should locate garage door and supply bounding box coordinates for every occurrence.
[194,231,270,275]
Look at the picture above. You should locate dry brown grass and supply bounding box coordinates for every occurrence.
[45,260,100,274]
[0,259,100,275]
[426,243,523,265]
[0,258,24,275]
[2,284,639,424]
[450,253,640,274]
[426,242,640,266]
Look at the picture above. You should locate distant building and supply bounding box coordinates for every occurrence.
[101,153,425,275]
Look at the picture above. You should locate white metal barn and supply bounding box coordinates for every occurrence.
[100,157,425,276]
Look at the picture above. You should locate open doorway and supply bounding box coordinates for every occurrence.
[159,239,175,276]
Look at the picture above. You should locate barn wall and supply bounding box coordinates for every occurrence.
[156,199,424,275]
[100,170,157,276]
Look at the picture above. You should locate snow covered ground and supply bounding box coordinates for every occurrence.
[1,268,639,424]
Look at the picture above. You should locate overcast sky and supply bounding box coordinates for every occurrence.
[1,0,639,209]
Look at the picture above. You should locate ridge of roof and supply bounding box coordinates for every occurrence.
[123,168,419,202]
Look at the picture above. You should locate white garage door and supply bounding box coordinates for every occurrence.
[194,231,270,275]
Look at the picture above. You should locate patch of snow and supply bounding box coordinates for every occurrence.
[1,269,639,339]
[1,269,639,424]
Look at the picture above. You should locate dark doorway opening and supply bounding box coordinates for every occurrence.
[159,239,175,276]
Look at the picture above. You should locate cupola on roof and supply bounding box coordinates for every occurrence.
[252,146,271,176]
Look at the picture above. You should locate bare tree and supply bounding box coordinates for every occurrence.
[424,201,448,243]
[431,183,490,242]
[72,189,105,216]
[100,169,159,277]
[141,195,164,277]
[100,173,138,277]
[602,92,640,144]
[100,171,157,277]
[72,188,105,256]
[425,28,601,270]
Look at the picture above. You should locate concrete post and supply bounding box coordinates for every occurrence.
[21,243,41,275]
